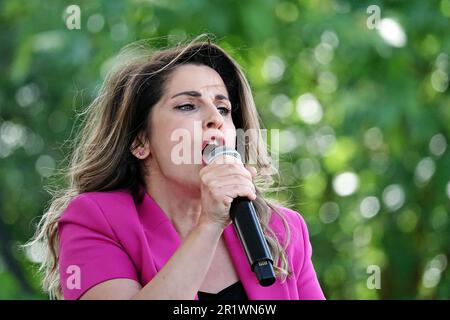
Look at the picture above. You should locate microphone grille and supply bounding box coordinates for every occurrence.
[202,145,242,165]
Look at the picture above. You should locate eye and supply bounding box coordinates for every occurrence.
[217,105,231,116]
[175,104,196,111]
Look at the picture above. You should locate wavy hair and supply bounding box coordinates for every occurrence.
[24,34,293,299]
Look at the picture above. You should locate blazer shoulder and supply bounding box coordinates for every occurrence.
[270,205,308,230]
[78,189,134,206]
[268,205,310,245]
[59,189,136,229]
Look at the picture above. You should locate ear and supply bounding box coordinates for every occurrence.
[131,133,151,160]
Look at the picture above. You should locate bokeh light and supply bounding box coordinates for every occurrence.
[360,196,380,219]
[377,18,407,48]
[296,93,323,124]
[382,184,405,211]
[332,172,359,197]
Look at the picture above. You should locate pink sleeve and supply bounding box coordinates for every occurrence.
[58,194,138,300]
[296,214,326,300]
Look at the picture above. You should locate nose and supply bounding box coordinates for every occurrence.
[203,104,224,130]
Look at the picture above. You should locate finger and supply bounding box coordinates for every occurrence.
[229,186,257,201]
[210,173,256,190]
[200,162,243,176]
[210,155,242,165]
[200,164,253,183]
[220,185,257,201]
[211,184,256,195]
[201,172,253,189]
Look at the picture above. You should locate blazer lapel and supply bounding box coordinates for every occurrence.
[138,192,181,273]
[139,191,288,300]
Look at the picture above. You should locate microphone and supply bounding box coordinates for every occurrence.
[202,144,276,287]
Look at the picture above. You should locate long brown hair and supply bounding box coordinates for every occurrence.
[24,34,293,299]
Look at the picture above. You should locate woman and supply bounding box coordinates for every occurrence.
[28,34,325,300]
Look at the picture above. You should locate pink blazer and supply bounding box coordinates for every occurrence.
[58,190,325,300]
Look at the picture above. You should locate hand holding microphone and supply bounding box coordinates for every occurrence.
[198,138,276,287]
[198,139,257,229]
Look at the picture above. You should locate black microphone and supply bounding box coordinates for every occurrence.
[202,144,276,287]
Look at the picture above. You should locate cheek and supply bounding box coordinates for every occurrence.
[152,119,199,167]
[224,123,237,149]
[149,117,177,165]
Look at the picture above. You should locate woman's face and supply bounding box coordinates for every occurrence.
[147,63,237,193]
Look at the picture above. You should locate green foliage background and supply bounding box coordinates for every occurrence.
[0,0,449,299]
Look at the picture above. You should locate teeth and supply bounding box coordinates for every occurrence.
[203,139,219,151]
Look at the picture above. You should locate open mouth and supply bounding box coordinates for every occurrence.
[202,136,224,154]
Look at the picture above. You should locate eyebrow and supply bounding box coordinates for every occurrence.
[170,90,229,101]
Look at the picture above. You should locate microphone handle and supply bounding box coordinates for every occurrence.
[230,196,276,286]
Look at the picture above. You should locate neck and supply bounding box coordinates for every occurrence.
[145,166,202,239]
